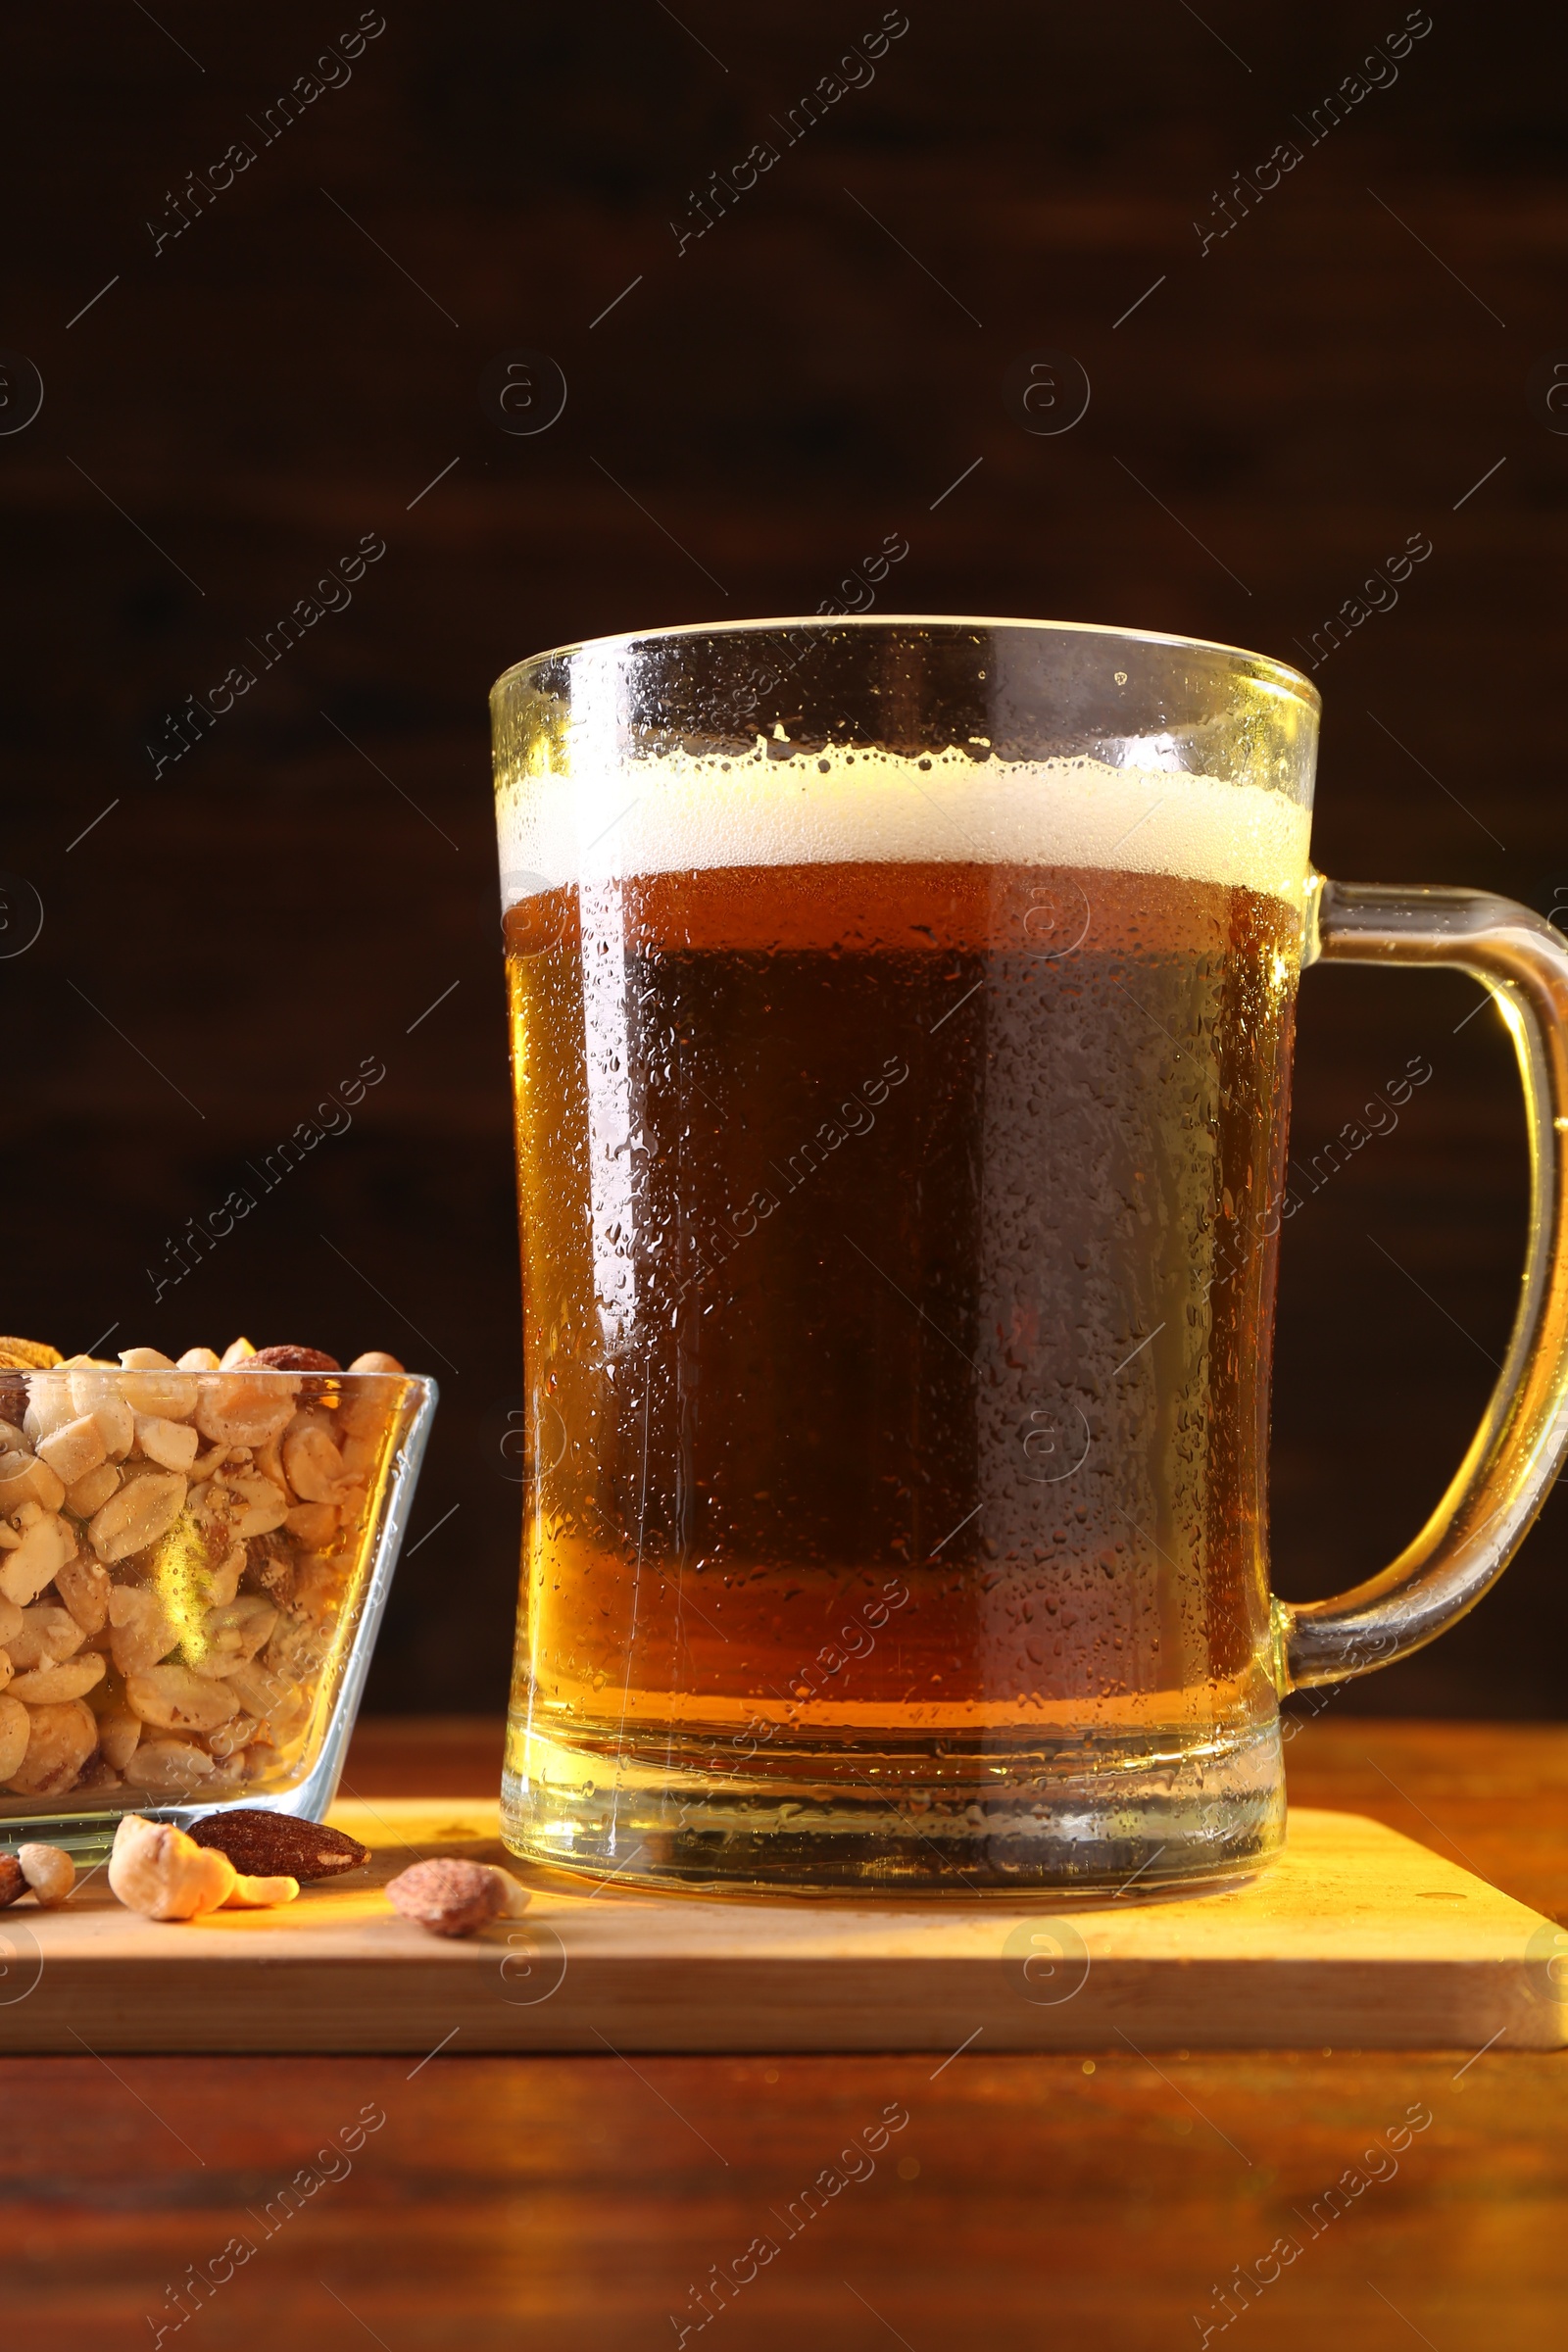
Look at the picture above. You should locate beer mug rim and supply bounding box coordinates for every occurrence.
[491,612,1321,714]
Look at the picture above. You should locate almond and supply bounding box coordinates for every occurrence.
[188,1808,369,1881]
[385,1856,529,1937]
[247,1347,342,1375]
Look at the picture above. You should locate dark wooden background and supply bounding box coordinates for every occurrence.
[2,0,1564,1715]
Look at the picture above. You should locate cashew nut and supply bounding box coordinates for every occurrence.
[224,1870,300,1907]
[108,1814,298,1919]
[108,1813,231,1919]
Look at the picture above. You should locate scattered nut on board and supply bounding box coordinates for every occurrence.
[107,1812,299,1921]
[19,1841,75,1906]
[188,1808,369,1881]
[0,1840,74,1906]
[385,1856,530,1937]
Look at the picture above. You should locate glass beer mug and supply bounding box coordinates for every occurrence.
[490,618,1568,1893]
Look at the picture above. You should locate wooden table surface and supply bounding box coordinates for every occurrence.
[7,1718,1566,2351]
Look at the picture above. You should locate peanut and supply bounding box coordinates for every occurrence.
[0,1510,76,1608]
[22,1373,79,1445]
[55,1556,110,1635]
[226,1660,310,1744]
[134,1415,200,1474]
[108,1586,176,1675]
[6,1603,84,1669]
[282,1422,351,1504]
[65,1461,120,1517]
[284,1501,338,1548]
[0,1448,66,1514]
[202,1542,246,1608]
[225,1473,289,1540]
[188,1595,277,1680]
[125,1662,241,1733]
[0,1694,25,1779]
[88,1471,188,1565]
[36,1413,108,1488]
[8,1652,105,1703]
[264,1611,330,1683]
[196,1373,299,1447]
[5,1696,98,1793]
[64,1371,136,1460]
[97,1707,142,1772]
[118,1349,198,1420]
[124,1739,218,1790]
[206,1711,263,1757]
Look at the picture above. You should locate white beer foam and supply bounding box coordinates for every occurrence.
[496,745,1312,911]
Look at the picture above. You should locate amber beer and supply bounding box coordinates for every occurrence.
[496,619,1568,1891]
[503,767,1304,1869]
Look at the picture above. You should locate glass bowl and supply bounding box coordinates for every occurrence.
[0,1361,436,1856]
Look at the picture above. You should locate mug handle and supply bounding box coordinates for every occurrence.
[1279,874,1568,1688]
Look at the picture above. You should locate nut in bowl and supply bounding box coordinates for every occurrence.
[0,1338,437,1849]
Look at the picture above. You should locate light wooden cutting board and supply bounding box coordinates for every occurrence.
[1,1799,1561,2053]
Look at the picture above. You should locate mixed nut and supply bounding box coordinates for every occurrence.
[0,1333,407,1806]
[1,1815,528,1936]
[0,1840,76,1907]
[385,1855,530,1936]
[107,1813,301,1919]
